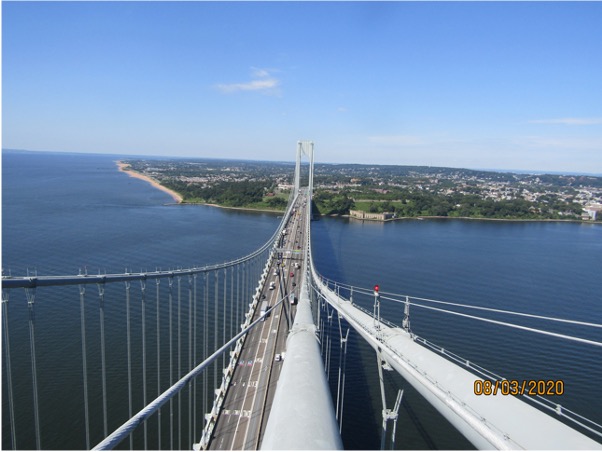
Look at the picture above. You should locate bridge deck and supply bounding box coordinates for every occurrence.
[207,198,307,449]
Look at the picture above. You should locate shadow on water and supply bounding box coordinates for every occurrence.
[318,301,381,449]
[309,214,348,284]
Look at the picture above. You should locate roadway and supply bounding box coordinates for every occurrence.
[208,195,308,450]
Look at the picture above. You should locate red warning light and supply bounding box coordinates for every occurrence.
[374,284,380,293]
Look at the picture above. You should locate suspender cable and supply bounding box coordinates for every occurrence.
[335,312,343,420]
[214,270,218,400]
[230,266,234,353]
[140,280,148,450]
[241,262,246,329]
[203,272,209,429]
[223,268,227,372]
[317,293,322,344]
[192,274,198,446]
[242,262,249,320]
[26,287,41,450]
[168,276,174,451]
[188,275,193,449]
[177,275,182,451]
[155,278,162,450]
[326,308,333,380]
[3,290,17,450]
[124,281,133,450]
[335,311,350,432]
[320,317,325,358]
[98,283,108,439]
[79,285,91,450]
[339,328,349,434]
[236,265,240,332]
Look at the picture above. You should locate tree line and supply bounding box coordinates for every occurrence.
[314,189,583,220]
[159,179,584,220]
[162,179,277,207]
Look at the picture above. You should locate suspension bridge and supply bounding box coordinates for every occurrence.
[2,141,602,450]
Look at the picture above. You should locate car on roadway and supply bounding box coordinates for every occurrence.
[275,354,282,362]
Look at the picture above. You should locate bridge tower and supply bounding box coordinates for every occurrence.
[295,140,314,198]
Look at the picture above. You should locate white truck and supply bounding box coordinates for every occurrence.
[260,300,269,320]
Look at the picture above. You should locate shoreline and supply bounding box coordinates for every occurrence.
[115,162,282,214]
[181,201,284,215]
[343,214,597,224]
[116,161,183,203]
[113,162,597,224]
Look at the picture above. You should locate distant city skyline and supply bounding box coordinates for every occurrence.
[3,2,602,173]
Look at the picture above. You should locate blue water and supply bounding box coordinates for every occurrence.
[3,150,602,449]
[3,151,279,275]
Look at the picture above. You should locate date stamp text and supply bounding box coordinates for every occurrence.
[474,379,564,396]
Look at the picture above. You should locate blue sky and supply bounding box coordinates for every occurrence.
[3,1,602,173]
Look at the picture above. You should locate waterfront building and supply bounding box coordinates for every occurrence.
[583,203,602,220]
[349,209,394,221]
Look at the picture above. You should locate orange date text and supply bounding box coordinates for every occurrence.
[473,379,564,396]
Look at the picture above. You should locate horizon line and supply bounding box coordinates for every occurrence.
[3,147,601,178]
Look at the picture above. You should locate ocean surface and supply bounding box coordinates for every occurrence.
[3,150,602,450]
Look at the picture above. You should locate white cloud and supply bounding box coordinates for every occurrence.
[251,67,271,78]
[529,117,602,126]
[217,79,278,93]
[215,68,280,94]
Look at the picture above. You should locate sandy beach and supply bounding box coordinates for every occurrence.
[116,161,183,203]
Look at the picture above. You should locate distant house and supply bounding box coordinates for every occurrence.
[349,210,394,221]
[582,203,602,220]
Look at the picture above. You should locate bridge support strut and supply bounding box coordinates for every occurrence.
[335,312,350,433]
[377,351,403,450]
[402,295,410,332]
